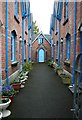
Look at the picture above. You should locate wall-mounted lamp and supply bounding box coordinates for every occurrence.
[61,38,63,43]
[54,43,56,46]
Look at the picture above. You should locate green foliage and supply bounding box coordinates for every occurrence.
[0,98,9,104]
[2,85,15,96]
[11,79,20,84]
[33,21,39,34]
[54,65,63,74]
[60,73,71,84]
[48,59,54,66]
[22,61,32,72]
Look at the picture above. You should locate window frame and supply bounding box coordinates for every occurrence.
[14,0,20,23]
[66,34,71,60]
[38,38,44,44]
[63,0,69,25]
[24,41,26,60]
[11,32,16,62]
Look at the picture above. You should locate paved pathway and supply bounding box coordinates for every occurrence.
[5,63,74,118]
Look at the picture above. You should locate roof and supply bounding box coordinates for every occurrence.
[32,31,51,44]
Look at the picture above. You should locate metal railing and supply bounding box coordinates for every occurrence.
[72,53,82,120]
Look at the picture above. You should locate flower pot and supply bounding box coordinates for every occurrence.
[0,98,11,118]
[57,70,63,76]
[62,77,71,85]
[0,112,2,120]
[2,95,14,104]
[60,74,71,85]
[12,83,21,91]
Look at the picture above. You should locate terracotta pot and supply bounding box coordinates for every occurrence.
[12,83,21,91]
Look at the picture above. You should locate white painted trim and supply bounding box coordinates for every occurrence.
[32,31,51,44]
[2,70,19,85]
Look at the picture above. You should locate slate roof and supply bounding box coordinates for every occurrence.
[31,32,51,44]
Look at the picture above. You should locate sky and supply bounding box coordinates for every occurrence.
[30,0,55,34]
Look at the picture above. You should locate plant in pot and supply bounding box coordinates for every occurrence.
[11,79,21,92]
[0,98,11,118]
[1,85,15,103]
[22,60,32,74]
[54,65,63,75]
[60,73,71,85]
[48,59,54,68]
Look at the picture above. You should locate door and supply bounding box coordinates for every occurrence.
[38,49,44,62]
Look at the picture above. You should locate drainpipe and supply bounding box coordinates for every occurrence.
[72,0,77,85]
[58,20,60,66]
[28,5,31,63]
[22,16,24,65]
[51,36,54,61]
[0,26,2,87]
[5,0,9,85]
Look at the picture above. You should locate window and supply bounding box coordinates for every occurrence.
[56,41,58,60]
[38,38,43,44]
[14,0,19,20]
[63,0,68,24]
[66,34,71,60]
[11,31,16,62]
[24,41,26,59]
[55,19,58,35]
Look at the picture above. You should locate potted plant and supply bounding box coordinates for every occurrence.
[60,73,71,85]
[0,98,11,118]
[54,66,63,75]
[1,85,15,103]
[11,79,21,92]
[22,60,32,73]
[48,59,54,68]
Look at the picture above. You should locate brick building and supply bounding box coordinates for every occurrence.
[50,1,82,84]
[0,0,31,84]
[31,32,51,62]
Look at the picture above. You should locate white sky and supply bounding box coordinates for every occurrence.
[30,0,55,34]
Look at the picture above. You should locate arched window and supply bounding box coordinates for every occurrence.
[64,0,69,21]
[11,31,17,62]
[66,33,71,60]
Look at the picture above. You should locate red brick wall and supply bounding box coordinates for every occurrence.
[1,2,28,80]
[32,35,51,62]
[53,2,82,73]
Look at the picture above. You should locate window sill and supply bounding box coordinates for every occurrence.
[14,15,20,24]
[11,61,18,66]
[64,59,70,67]
[63,18,68,26]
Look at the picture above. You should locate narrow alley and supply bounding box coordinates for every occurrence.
[0,1,82,120]
[6,63,73,118]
